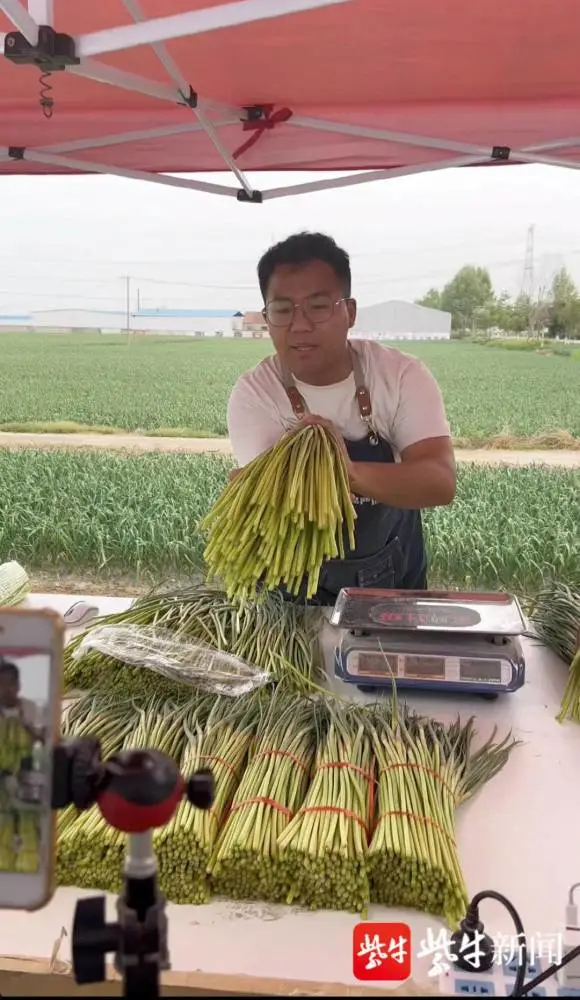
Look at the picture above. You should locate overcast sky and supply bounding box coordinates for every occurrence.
[1,163,580,315]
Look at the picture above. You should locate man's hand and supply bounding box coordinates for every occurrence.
[298,415,356,494]
[299,414,351,464]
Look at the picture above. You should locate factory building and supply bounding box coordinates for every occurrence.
[351,300,451,340]
[0,300,451,340]
[0,308,244,337]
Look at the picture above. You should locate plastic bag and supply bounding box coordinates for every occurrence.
[71,623,271,697]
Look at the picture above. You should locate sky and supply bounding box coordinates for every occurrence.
[1,162,580,315]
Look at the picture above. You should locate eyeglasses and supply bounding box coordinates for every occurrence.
[263,294,348,327]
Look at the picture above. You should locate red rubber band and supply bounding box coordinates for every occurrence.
[300,805,369,838]
[230,796,294,819]
[314,760,376,833]
[196,754,238,781]
[379,810,456,844]
[316,761,375,784]
[379,762,455,798]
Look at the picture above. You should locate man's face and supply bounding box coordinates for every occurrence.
[0,670,19,708]
[264,259,356,384]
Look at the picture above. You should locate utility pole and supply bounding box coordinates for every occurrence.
[521,224,535,299]
[124,275,131,345]
[521,225,536,338]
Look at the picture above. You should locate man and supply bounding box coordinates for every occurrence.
[0,660,44,742]
[227,232,456,604]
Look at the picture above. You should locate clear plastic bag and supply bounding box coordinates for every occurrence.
[72,624,271,697]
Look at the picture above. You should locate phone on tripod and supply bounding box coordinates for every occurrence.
[0,607,63,910]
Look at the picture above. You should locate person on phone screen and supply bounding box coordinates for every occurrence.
[0,661,45,743]
[226,232,456,605]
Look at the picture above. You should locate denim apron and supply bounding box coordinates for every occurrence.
[277,348,428,606]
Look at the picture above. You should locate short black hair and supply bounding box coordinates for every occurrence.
[0,660,19,682]
[257,231,352,301]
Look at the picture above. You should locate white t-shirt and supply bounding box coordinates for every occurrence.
[227,339,451,467]
[0,698,43,731]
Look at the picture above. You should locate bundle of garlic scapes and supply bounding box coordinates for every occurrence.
[201,424,356,601]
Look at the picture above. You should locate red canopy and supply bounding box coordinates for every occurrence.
[1,0,580,201]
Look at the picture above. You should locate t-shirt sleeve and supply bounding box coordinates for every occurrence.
[20,698,43,731]
[390,357,451,453]
[227,377,287,467]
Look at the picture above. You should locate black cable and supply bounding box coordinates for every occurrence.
[515,941,580,996]
[461,889,580,996]
[452,890,527,997]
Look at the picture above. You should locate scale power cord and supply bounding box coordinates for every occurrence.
[451,886,580,996]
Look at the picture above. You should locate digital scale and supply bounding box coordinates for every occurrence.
[331,589,527,698]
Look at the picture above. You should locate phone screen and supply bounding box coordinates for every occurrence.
[0,610,62,910]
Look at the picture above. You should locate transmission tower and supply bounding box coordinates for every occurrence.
[521,224,535,299]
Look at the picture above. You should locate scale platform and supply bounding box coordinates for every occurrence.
[331,589,527,698]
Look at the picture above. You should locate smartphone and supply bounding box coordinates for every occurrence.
[0,608,63,910]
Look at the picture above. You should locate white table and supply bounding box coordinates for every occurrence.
[0,591,578,996]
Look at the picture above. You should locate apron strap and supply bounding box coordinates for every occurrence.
[279,346,377,438]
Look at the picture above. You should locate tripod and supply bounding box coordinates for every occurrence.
[52,738,214,999]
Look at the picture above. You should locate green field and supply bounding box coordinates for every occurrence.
[0,450,577,595]
[0,333,578,444]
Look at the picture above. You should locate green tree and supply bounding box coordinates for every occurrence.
[416,288,442,310]
[489,290,516,331]
[508,294,534,334]
[546,267,580,338]
[439,266,495,330]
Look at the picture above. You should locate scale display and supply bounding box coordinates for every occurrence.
[350,649,510,686]
[330,588,526,635]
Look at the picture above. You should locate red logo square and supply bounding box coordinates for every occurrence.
[353,922,412,981]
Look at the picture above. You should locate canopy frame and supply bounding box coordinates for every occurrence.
[2,0,580,202]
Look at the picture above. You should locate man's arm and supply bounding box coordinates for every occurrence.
[349,356,456,508]
[19,699,45,743]
[227,376,287,468]
[349,436,456,509]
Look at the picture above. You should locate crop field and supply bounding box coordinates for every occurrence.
[0,450,577,595]
[0,332,578,444]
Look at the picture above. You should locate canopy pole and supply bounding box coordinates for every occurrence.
[17,148,241,197]
[38,120,240,157]
[75,0,352,58]
[1,0,39,44]
[27,0,52,24]
[261,156,486,199]
[66,60,187,106]
[120,0,255,198]
[290,115,580,173]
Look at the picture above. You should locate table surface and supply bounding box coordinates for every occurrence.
[0,590,577,991]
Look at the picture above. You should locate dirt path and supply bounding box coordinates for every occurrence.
[0,431,579,468]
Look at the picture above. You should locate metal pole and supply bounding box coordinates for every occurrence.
[125,275,131,344]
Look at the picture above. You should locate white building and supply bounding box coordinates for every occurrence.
[0,300,450,340]
[2,308,244,336]
[352,300,451,340]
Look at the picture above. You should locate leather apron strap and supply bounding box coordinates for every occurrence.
[278,346,380,445]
